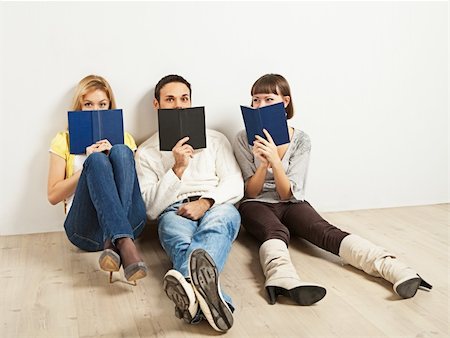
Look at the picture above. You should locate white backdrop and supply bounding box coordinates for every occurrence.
[0,1,448,235]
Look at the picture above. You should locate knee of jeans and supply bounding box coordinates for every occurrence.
[221,204,241,226]
[109,144,133,162]
[210,204,241,240]
[84,151,109,171]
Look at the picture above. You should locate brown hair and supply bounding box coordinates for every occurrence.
[251,74,294,119]
[71,75,116,111]
[154,74,191,102]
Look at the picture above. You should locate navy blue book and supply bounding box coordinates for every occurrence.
[158,106,206,151]
[68,109,124,154]
[240,101,290,146]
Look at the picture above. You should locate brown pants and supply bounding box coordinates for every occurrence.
[239,201,349,255]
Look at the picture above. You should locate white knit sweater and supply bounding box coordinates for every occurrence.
[135,129,244,220]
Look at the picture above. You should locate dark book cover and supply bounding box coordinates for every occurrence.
[240,101,290,146]
[68,109,124,154]
[158,106,207,151]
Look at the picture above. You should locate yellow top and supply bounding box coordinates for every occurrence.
[49,131,137,179]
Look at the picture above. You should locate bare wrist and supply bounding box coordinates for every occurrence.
[258,163,269,171]
[200,198,214,209]
[172,165,186,178]
[271,160,282,170]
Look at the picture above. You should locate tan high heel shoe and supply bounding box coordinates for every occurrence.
[98,240,121,283]
[124,261,148,285]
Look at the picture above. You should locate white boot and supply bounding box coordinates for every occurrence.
[259,239,326,305]
[339,234,432,298]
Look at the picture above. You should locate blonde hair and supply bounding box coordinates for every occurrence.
[71,75,116,111]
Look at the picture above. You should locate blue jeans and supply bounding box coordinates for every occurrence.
[64,145,147,252]
[158,202,241,307]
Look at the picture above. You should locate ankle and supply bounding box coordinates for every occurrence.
[104,238,114,250]
[115,237,141,266]
[115,237,132,250]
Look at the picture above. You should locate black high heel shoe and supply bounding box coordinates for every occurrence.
[395,274,433,299]
[266,285,327,305]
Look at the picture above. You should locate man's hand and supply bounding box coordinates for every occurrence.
[177,199,214,220]
[172,137,194,178]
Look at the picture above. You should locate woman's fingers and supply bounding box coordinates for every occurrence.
[254,135,268,145]
[262,129,275,145]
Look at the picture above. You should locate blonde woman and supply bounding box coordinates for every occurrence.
[47,75,148,283]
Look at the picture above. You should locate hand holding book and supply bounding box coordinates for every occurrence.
[253,129,282,168]
[86,139,113,156]
[172,136,194,179]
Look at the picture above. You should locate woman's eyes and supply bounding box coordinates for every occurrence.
[253,97,274,102]
[83,102,108,108]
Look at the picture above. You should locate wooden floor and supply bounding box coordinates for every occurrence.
[1,204,448,338]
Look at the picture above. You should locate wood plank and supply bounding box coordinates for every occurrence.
[0,204,448,337]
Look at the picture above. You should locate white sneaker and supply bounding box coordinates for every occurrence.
[189,249,233,332]
[163,269,199,323]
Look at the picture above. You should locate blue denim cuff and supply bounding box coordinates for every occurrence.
[111,234,134,246]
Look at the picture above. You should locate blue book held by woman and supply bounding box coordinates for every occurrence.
[68,109,124,154]
[240,101,290,146]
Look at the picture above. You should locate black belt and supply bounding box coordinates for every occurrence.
[180,195,201,203]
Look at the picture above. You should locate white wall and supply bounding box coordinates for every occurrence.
[0,1,448,236]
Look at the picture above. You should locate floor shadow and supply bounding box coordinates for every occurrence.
[235,227,267,301]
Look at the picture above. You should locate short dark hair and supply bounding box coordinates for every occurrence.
[251,74,294,119]
[154,74,192,102]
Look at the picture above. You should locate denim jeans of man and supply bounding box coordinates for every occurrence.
[158,202,241,307]
[64,145,146,252]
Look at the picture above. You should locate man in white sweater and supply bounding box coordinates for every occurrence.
[135,75,243,332]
